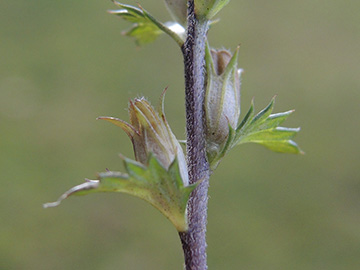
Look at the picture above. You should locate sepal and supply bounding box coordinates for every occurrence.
[204,45,242,165]
[97,92,189,186]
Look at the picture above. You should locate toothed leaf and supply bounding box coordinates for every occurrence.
[109,1,184,46]
[44,154,198,232]
[234,98,303,154]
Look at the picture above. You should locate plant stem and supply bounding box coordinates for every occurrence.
[179,1,210,269]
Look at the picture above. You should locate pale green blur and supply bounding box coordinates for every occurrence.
[1,0,359,269]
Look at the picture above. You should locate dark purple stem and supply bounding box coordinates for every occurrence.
[179,1,210,270]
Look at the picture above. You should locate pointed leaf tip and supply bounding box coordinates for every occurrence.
[43,181,100,208]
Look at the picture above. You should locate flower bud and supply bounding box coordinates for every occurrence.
[204,46,242,163]
[164,0,187,26]
[98,94,189,186]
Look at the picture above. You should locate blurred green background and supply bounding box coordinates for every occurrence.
[1,0,359,269]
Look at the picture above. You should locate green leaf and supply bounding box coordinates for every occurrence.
[234,98,303,154]
[109,1,184,46]
[195,0,230,20]
[207,97,303,170]
[43,154,198,232]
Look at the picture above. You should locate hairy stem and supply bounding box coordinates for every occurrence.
[179,1,210,270]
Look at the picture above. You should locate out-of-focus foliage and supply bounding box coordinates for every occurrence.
[108,1,184,46]
[1,0,359,269]
[195,0,230,20]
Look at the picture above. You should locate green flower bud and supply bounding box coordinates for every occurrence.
[205,45,242,163]
[164,0,188,26]
[98,94,189,186]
